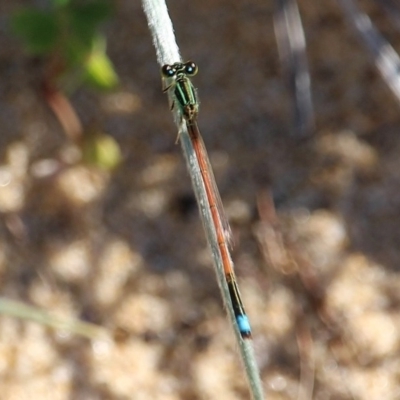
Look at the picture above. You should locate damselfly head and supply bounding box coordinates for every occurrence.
[161,61,198,78]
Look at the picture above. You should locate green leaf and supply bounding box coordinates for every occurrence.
[82,132,122,171]
[11,9,59,54]
[84,36,118,89]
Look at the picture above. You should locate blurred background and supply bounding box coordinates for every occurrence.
[1,0,400,399]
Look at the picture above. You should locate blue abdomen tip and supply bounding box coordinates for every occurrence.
[236,315,252,338]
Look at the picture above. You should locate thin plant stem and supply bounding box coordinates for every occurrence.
[0,297,108,339]
[141,0,264,398]
[273,0,314,137]
[338,0,400,104]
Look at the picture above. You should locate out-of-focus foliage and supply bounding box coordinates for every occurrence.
[11,9,59,54]
[85,36,119,89]
[11,0,118,90]
[11,0,121,172]
[82,132,122,171]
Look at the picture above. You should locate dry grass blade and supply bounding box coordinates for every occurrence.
[0,297,108,339]
[338,0,400,104]
[273,0,314,137]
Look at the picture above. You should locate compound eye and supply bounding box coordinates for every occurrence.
[185,61,198,76]
[161,64,176,77]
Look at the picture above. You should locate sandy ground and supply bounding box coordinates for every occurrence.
[1,0,400,399]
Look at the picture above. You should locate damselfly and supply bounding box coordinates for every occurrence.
[161,61,252,339]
